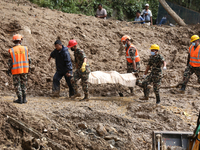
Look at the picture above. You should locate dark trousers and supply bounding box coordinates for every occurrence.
[53,71,74,96]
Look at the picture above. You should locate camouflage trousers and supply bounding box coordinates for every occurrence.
[182,65,200,86]
[127,62,140,92]
[142,73,162,97]
[71,70,90,95]
[13,74,28,97]
[127,62,140,73]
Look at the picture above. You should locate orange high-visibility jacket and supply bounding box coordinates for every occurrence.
[8,45,29,75]
[189,45,200,67]
[126,44,140,63]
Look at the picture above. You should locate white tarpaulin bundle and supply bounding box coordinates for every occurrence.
[88,71,137,87]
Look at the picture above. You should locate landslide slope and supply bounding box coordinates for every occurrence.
[0,0,199,96]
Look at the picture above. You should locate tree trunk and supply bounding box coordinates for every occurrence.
[159,0,186,26]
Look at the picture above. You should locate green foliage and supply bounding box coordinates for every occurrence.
[28,0,159,21]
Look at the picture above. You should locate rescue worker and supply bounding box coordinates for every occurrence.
[7,34,31,104]
[67,39,90,101]
[179,35,200,93]
[121,35,140,94]
[139,44,166,104]
[48,40,74,97]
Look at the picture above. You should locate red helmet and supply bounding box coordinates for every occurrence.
[67,39,78,48]
[13,34,23,41]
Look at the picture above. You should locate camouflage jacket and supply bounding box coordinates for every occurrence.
[74,48,89,69]
[148,54,164,74]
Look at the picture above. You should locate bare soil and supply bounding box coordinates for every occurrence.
[0,0,200,149]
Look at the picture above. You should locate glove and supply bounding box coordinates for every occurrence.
[142,74,146,79]
[163,66,167,70]
[81,62,87,72]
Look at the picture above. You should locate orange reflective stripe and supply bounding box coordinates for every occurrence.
[189,45,200,67]
[9,46,29,75]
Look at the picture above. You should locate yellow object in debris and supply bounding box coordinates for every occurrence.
[184,111,191,117]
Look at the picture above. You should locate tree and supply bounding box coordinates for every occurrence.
[159,0,186,26]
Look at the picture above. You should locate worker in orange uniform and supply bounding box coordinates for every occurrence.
[7,34,31,104]
[121,35,140,95]
[179,35,200,93]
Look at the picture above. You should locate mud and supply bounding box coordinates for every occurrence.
[0,0,200,149]
[0,95,199,150]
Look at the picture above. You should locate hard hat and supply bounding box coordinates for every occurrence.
[190,35,199,42]
[121,35,131,42]
[12,34,23,41]
[150,44,160,50]
[67,39,78,48]
[145,4,149,7]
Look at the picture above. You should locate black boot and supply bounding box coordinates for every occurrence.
[179,85,186,94]
[13,96,22,104]
[23,94,27,103]
[156,95,160,104]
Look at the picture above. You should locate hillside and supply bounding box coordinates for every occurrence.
[0,0,200,149]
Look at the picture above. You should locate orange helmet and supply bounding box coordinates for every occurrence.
[121,35,131,42]
[67,39,78,48]
[13,34,23,41]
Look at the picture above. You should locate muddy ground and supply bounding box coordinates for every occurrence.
[0,0,200,149]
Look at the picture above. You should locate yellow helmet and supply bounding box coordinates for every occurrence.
[190,35,199,42]
[150,44,160,50]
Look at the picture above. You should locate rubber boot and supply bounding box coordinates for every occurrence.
[23,94,27,103]
[80,94,89,101]
[156,95,160,104]
[139,86,149,100]
[13,96,22,104]
[179,85,186,94]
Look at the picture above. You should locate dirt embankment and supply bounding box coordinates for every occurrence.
[0,0,200,150]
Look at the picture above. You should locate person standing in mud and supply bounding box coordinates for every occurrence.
[179,35,200,93]
[48,39,74,97]
[139,44,166,104]
[7,34,31,104]
[67,39,90,101]
[121,35,140,95]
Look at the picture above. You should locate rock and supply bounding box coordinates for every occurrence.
[58,128,71,136]
[104,125,117,134]
[96,123,107,136]
[77,122,88,129]
[104,135,121,142]
[21,137,33,150]
[107,139,115,145]
[79,132,85,136]
[43,128,48,133]
[32,138,40,149]
[115,141,124,148]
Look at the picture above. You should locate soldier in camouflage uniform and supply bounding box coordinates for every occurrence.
[7,34,31,104]
[179,35,200,93]
[67,39,91,101]
[139,44,166,104]
[121,35,140,94]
